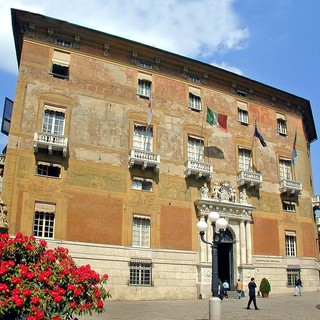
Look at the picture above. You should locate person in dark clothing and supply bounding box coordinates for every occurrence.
[246,277,259,310]
[294,277,302,296]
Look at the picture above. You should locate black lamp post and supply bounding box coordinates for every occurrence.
[197,211,228,319]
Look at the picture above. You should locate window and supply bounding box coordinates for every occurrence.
[287,268,300,286]
[188,135,204,162]
[237,101,248,124]
[238,148,252,172]
[55,39,73,48]
[277,113,287,135]
[36,161,61,178]
[188,87,201,111]
[33,202,55,239]
[279,158,292,180]
[129,259,152,286]
[51,50,70,79]
[42,106,65,135]
[137,60,153,69]
[132,216,150,247]
[188,74,201,83]
[282,201,296,212]
[285,231,297,256]
[133,124,153,152]
[132,177,153,191]
[1,97,13,136]
[137,73,152,99]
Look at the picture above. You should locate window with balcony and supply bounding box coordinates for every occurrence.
[279,158,292,180]
[36,161,61,178]
[188,87,201,111]
[285,231,297,256]
[42,106,65,136]
[132,215,150,248]
[188,135,204,161]
[129,259,152,286]
[237,101,248,124]
[51,50,70,79]
[277,113,287,135]
[238,148,252,172]
[132,177,153,191]
[133,124,153,152]
[33,202,55,239]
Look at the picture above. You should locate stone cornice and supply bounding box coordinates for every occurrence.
[195,198,255,222]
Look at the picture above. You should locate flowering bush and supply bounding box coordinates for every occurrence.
[0,232,111,320]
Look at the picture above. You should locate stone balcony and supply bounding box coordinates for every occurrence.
[279,179,302,196]
[33,131,68,157]
[184,159,213,181]
[237,170,263,189]
[128,149,160,172]
[312,195,320,210]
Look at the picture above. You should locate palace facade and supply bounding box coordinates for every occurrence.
[2,9,319,300]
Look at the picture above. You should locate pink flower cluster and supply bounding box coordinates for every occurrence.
[0,232,110,320]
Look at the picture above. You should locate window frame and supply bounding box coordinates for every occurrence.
[188,93,201,111]
[279,158,292,180]
[285,231,297,256]
[277,113,287,135]
[187,135,204,162]
[33,202,56,239]
[128,259,153,286]
[36,161,61,178]
[137,79,152,98]
[238,147,252,172]
[50,50,70,79]
[132,177,153,192]
[133,123,153,152]
[42,106,66,136]
[287,268,300,287]
[132,215,151,248]
[282,200,296,212]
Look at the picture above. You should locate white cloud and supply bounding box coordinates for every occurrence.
[0,0,249,74]
[210,61,243,75]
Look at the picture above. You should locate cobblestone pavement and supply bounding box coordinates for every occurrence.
[81,291,320,320]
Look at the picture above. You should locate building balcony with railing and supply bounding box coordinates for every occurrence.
[279,178,302,196]
[237,170,263,189]
[33,131,68,157]
[128,149,160,172]
[184,159,213,181]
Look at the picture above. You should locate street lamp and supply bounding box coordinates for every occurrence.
[197,211,228,320]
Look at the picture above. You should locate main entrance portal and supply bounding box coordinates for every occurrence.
[218,229,234,290]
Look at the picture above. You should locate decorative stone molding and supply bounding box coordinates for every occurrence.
[196,181,255,222]
[0,197,8,233]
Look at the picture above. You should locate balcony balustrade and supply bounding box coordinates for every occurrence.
[184,159,213,181]
[237,170,262,189]
[279,178,302,195]
[128,149,160,172]
[33,131,68,157]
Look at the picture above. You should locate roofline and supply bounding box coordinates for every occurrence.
[11,8,317,143]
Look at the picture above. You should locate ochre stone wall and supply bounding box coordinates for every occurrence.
[67,192,123,244]
[252,216,280,255]
[160,205,192,250]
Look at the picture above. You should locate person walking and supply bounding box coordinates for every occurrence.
[294,277,302,296]
[222,280,229,298]
[236,278,243,299]
[246,277,259,310]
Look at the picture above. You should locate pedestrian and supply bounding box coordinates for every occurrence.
[222,280,229,298]
[294,277,302,296]
[235,278,243,299]
[246,277,259,310]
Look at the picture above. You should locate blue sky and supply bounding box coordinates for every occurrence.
[1,0,320,196]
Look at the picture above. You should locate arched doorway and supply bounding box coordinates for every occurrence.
[218,228,234,290]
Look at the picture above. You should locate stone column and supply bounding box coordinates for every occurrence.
[240,220,246,265]
[245,220,252,264]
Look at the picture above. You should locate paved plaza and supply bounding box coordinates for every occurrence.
[82,291,320,320]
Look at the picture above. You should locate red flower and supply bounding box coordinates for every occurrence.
[31,296,40,305]
[69,301,77,309]
[12,277,22,284]
[97,300,104,308]
[23,288,32,297]
[0,283,9,291]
